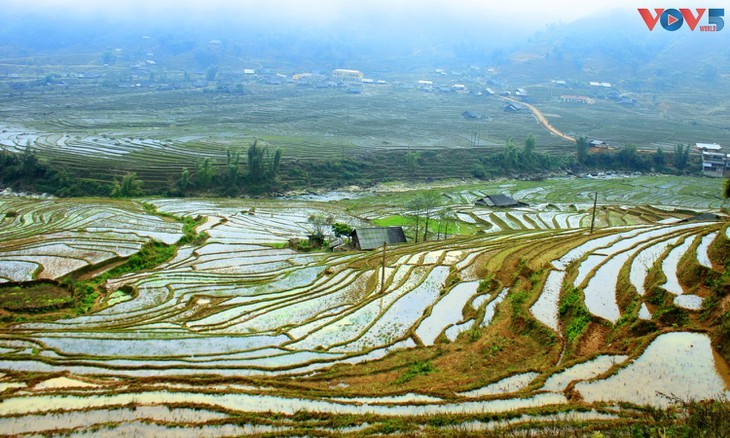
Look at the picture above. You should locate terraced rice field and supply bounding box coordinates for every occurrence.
[0,198,181,283]
[0,186,728,435]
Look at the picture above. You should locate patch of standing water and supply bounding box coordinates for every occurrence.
[638,303,652,320]
[0,391,569,417]
[696,232,717,269]
[416,281,479,345]
[630,237,680,296]
[540,355,628,392]
[0,407,233,436]
[328,393,442,404]
[64,421,284,438]
[481,288,509,327]
[574,254,607,287]
[553,227,650,271]
[444,320,474,341]
[333,266,450,353]
[32,377,99,390]
[673,295,704,310]
[575,332,730,407]
[530,270,564,332]
[455,410,620,433]
[660,237,693,295]
[458,372,539,398]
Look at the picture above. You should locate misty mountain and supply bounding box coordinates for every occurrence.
[0,7,726,84]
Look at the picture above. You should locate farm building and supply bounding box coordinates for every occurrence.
[351,227,407,250]
[560,95,594,104]
[417,80,433,90]
[474,194,528,208]
[696,142,722,152]
[461,111,480,119]
[701,151,730,178]
[590,140,609,148]
[332,69,364,83]
[503,103,523,112]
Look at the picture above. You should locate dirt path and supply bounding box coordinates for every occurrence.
[501,96,576,143]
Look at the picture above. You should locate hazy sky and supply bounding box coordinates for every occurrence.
[5,0,708,26]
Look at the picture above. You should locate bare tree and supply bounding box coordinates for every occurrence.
[406,196,425,243]
[420,191,442,242]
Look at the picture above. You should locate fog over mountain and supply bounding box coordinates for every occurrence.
[0,1,725,80]
[0,1,654,62]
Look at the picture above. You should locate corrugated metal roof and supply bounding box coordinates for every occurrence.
[353,227,407,250]
[475,194,525,208]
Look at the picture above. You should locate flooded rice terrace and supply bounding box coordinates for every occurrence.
[0,187,728,433]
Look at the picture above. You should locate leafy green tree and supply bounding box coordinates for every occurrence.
[523,134,536,162]
[111,172,143,197]
[247,139,266,183]
[404,151,421,174]
[269,148,282,180]
[308,214,333,245]
[576,136,589,165]
[196,157,216,188]
[21,144,39,177]
[226,149,241,185]
[724,178,730,199]
[177,167,190,192]
[246,139,282,184]
[617,144,638,168]
[653,147,665,168]
[332,222,353,241]
[674,144,690,171]
[501,140,519,172]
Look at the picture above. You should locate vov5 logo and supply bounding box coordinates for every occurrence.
[638,8,724,31]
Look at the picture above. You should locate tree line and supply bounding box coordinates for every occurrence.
[0,135,706,198]
[0,139,282,198]
[573,136,692,172]
[172,139,282,196]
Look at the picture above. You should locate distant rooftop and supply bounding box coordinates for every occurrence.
[475,194,527,208]
[696,143,722,151]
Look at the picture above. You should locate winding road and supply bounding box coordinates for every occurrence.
[501,96,576,143]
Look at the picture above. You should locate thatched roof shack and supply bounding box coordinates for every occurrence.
[351,227,407,250]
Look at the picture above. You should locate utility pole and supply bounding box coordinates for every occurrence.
[380,242,387,295]
[380,241,387,313]
[590,191,598,234]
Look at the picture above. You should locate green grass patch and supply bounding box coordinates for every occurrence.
[560,287,592,343]
[372,215,479,237]
[395,360,435,384]
[0,282,73,313]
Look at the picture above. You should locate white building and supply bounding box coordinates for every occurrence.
[332,69,364,83]
[696,142,723,152]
